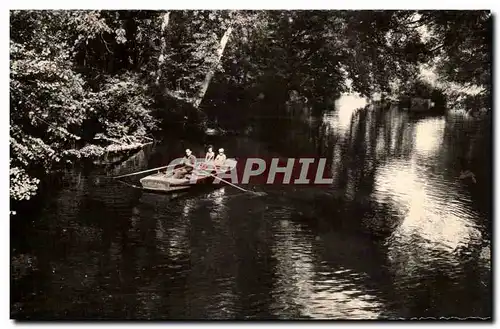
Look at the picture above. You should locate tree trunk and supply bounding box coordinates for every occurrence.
[193,25,233,109]
[156,12,170,85]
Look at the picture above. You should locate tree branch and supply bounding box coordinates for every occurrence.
[428,43,447,53]
[100,33,112,53]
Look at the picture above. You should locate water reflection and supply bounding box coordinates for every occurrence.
[11,94,491,319]
[413,118,445,156]
[256,94,490,317]
[331,93,368,136]
[207,187,228,220]
[374,160,482,253]
[270,215,384,319]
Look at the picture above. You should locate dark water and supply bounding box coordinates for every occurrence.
[11,95,492,320]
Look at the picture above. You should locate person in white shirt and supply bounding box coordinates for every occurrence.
[205,145,215,162]
[200,145,215,170]
[214,148,227,167]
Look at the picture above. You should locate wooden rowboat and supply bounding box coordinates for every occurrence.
[138,159,237,194]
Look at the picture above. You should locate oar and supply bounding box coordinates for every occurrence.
[205,172,266,196]
[113,163,179,179]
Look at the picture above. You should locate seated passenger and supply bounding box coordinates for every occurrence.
[199,145,216,171]
[205,145,215,163]
[214,148,227,167]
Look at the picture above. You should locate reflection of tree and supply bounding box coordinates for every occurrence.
[11,167,145,318]
[264,94,490,318]
[219,200,276,318]
[12,163,196,318]
[440,114,491,233]
[176,194,243,319]
[385,224,489,317]
[372,118,490,317]
[322,105,415,221]
[269,213,389,319]
[251,97,420,236]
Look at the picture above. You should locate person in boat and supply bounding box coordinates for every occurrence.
[205,145,215,162]
[214,148,227,167]
[200,145,215,171]
[174,148,197,178]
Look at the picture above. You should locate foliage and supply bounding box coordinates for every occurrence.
[421,11,491,87]
[214,10,440,106]
[10,166,40,201]
[10,10,161,201]
[419,11,491,111]
[88,73,157,138]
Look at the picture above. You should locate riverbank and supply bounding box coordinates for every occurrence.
[81,135,154,166]
[10,136,154,215]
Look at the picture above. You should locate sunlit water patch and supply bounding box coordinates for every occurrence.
[323,93,368,137]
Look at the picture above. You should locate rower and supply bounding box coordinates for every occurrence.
[174,148,196,178]
[214,148,227,167]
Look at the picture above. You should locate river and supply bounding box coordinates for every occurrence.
[11,94,492,320]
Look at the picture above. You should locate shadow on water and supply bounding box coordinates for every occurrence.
[11,94,491,319]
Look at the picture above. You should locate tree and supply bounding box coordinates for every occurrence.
[420,10,491,111]
[10,10,160,201]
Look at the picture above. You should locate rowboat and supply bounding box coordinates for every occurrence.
[138,159,237,193]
